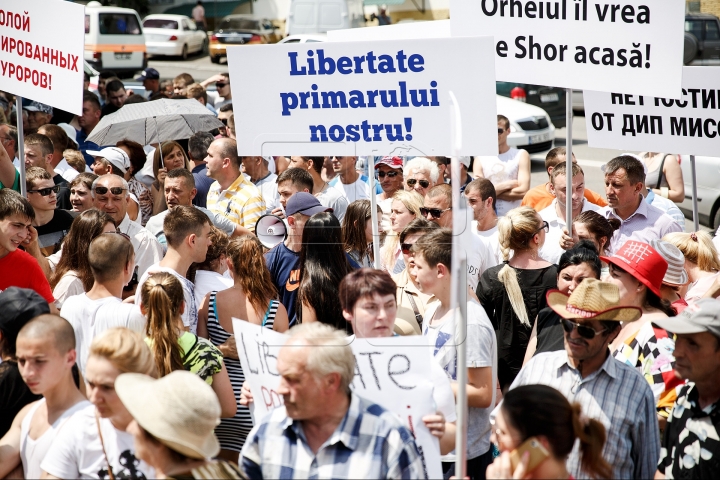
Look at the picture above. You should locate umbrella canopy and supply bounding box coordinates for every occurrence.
[86,99,224,145]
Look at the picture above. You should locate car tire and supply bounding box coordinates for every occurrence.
[202,38,209,54]
[210,55,220,64]
[181,44,188,60]
[684,33,699,65]
[712,204,720,231]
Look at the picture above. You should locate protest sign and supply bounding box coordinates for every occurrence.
[0,0,85,114]
[450,0,685,97]
[227,37,497,156]
[584,67,720,156]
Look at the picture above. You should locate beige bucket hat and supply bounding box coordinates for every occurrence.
[115,370,221,459]
[547,278,642,322]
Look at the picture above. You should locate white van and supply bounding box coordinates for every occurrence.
[84,1,147,76]
[287,0,365,35]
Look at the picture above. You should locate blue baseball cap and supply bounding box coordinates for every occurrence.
[135,68,160,81]
[285,192,332,217]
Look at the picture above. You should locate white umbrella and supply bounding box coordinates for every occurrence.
[86,99,224,146]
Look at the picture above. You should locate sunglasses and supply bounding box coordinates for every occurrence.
[216,82,227,88]
[400,242,414,255]
[407,178,430,189]
[377,171,400,179]
[93,186,127,196]
[498,128,507,134]
[219,118,228,126]
[560,319,608,340]
[420,206,452,219]
[536,220,550,234]
[28,185,60,196]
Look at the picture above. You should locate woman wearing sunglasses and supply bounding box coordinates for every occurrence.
[380,190,424,273]
[523,240,602,363]
[403,157,439,198]
[392,219,439,335]
[477,206,556,389]
[603,240,682,430]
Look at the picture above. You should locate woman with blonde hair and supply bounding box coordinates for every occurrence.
[151,141,191,215]
[140,272,236,418]
[381,189,424,273]
[477,206,556,389]
[664,231,720,301]
[197,235,288,460]
[40,328,158,478]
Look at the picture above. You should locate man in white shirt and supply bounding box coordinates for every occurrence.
[465,178,503,265]
[136,206,212,334]
[287,156,348,221]
[60,233,145,375]
[91,175,163,280]
[423,184,496,291]
[539,163,600,264]
[243,156,279,214]
[328,155,381,203]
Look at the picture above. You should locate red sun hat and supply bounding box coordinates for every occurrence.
[375,156,403,169]
[600,240,668,297]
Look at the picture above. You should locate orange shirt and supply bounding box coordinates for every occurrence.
[521,183,608,211]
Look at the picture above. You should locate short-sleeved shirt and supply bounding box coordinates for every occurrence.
[136,265,198,333]
[658,383,720,479]
[601,197,683,254]
[316,183,349,221]
[521,183,607,210]
[36,209,75,256]
[253,172,280,214]
[207,174,265,230]
[0,168,20,192]
[539,199,601,264]
[0,249,54,303]
[265,242,301,325]
[144,205,236,251]
[145,332,223,385]
[329,174,382,203]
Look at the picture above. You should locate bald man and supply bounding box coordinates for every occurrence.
[0,315,89,479]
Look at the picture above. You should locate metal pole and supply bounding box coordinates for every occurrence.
[368,157,381,269]
[449,91,468,479]
[565,89,573,228]
[690,154,699,232]
[15,97,27,198]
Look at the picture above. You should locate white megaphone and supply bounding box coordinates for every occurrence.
[255,214,288,249]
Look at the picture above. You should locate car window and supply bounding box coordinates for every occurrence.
[143,18,179,30]
[706,21,720,41]
[685,20,703,39]
[187,19,198,31]
[100,13,141,35]
[182,19,191,30]
[307,39,323,43]
[219,18,260,30]
[85,15,90,34]
[284,39,300,43]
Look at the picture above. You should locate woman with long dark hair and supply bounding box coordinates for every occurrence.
[150,141,191,215]
[298,212,355,331]
[343,199,382,268]
[50,209,116,309]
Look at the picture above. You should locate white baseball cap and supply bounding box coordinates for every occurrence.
[86,147,131,174]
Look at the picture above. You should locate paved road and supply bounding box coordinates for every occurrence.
[148,52,226,83]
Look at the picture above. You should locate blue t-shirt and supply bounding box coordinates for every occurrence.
[192,164,215,209]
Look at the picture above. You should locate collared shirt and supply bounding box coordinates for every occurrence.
[539,199,601,263]
[54,158,79,182]
[645,189,686,231]
[241,393,426,479]
[658,383,720,479]
[207,174,265,230]
[511,350,660,479]
[118,214,164,279]
[602,195,682,255]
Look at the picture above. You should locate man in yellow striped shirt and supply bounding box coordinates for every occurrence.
[205,138,265,235]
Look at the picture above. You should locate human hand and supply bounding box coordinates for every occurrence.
[219,334,238,359]
[240,381,254,406]
[271,207,285,219]
[24,225,38,246]
[559,227,575,251]
[486,450,530,479]
[422,412,446,439]
[497,180,519,191]
[157,167,168,184]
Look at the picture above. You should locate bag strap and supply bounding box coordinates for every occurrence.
[95,410,115,480]
[656,154,669,189]
[405,291,424,330]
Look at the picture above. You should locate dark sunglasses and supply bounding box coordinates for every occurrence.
[28,185,60,196]
[93,186,127,196]
[407,178,430,189]
[216,82,227,88]
[219,118,228,126]
[377,171,400,178]
[400,242,414,255]
[498,128,506,134]
[420,206,451,219]
[560,319,608,340]
[536,220,550,234]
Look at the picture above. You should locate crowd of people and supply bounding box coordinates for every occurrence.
[1,72,719,480]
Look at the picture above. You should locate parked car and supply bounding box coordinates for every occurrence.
[277,33,328,44]
[142,14,207,59]
[684,13,720,65]
[286,0,365,35]
[677,155,720,228]
[497,94,555,153]
[209,15,281,64]
[496,82,566,129]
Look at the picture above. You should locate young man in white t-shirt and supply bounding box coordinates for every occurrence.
[328,155,379,203]
[465,178,504,266]
[61,232,145,376]
[412,228,498,479]
[0,314,88,479]
[135,205,212,334]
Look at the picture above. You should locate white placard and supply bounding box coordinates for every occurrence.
[450,0,685,98]
[327,20,451,42]
[227,37,497,156]
[584,67,720,156]
[232,320,443,478]
[0,0,85,114]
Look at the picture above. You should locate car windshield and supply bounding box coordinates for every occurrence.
[219,18,260,30]
[99,13,141,35]
[143,19,179,30]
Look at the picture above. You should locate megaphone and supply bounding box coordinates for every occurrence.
[255,214,288,249]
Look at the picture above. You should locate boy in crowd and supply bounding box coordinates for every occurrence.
[61,232,144,376]
[0,314,88,478]
[135,206,212,334]
[25,167,74,256]
[287,156,348,220]
[412,228,497,479]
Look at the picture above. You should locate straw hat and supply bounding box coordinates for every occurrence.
[547,278,642,322]
[115,370,221,459]
[600,240,668,297]
[650,239,689,286]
